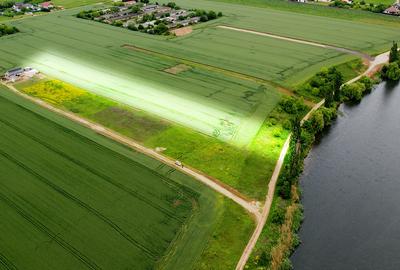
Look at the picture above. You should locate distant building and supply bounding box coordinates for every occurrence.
[39,1,54,10]
[3,67,38,81]
[4,67,24,79]
[384,4,400,15]
[12,3,34,12]
[142,4,158,13]
[123,1,137,6]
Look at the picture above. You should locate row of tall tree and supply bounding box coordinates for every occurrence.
[381,42,400,81]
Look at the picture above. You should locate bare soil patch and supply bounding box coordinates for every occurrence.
[171,26,192,36]
[164,64,191,75]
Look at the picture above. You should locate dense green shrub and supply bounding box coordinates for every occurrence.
[271,205,286,225]
[279,96,307,115]
[341,82,366,102]
[304,110,324,133]
[319,107,337,127]
[297,67,343,103]
[0,24,19,37]
[382,62,400,81]
[358,76,374,92]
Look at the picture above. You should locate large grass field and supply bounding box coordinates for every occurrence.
[0,12,289,146]
[209,0,400,27]
[0,86,254,269]
[0,2,372,146]
[161,0,400,55]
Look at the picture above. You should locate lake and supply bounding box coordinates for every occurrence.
[291,81,400,270]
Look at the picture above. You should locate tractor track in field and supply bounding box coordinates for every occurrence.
[122,44,316,106]
[0,186,101,270]
[0,117,185,225]
[0,252,17,270]
[0,148,158,259]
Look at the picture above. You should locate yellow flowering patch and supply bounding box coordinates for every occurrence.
[22,80,86,105]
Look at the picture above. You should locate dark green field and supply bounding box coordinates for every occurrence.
[0,87,254,269]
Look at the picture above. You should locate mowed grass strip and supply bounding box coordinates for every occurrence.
[0,88,198,270]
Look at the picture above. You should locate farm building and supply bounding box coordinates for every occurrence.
[384,4,400,15]
[3,67,38,81]
[4,67,24,79]
[39,2,55,10]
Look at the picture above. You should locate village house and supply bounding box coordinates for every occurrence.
[12,3,35,12]
[142,4,158,13]
[384,3,400,15]
[39,2,54,10]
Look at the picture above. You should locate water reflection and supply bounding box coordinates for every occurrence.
[291,81,400,270]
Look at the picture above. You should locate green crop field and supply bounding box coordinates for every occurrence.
[0,86,254,270]
[0,10,290,146]
[0,3,365,145]
[208,0,400,27]
[160,0,400,54]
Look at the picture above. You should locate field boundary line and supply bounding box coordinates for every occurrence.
[217,25,373,62]
[235,50,390,269]
[0,82,261,221]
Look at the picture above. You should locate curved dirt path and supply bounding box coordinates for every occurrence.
[217,25,373,62]
[235,50,390,270]
[0,81,261,221]
[235,134,291,270]
[346,51,390,85]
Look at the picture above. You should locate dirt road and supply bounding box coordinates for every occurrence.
[235,135,291,270]
[345,51,390,85]
[0,82,261,221]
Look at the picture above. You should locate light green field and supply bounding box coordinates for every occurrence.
[0,86,254,270]
[208,0,400,27]
[0,12,290,146]
[161,0,400,54]
[0,5,357,145]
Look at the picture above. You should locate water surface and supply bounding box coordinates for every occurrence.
[292,81,400,270]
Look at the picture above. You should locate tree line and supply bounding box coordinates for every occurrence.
[381,41,400,81]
